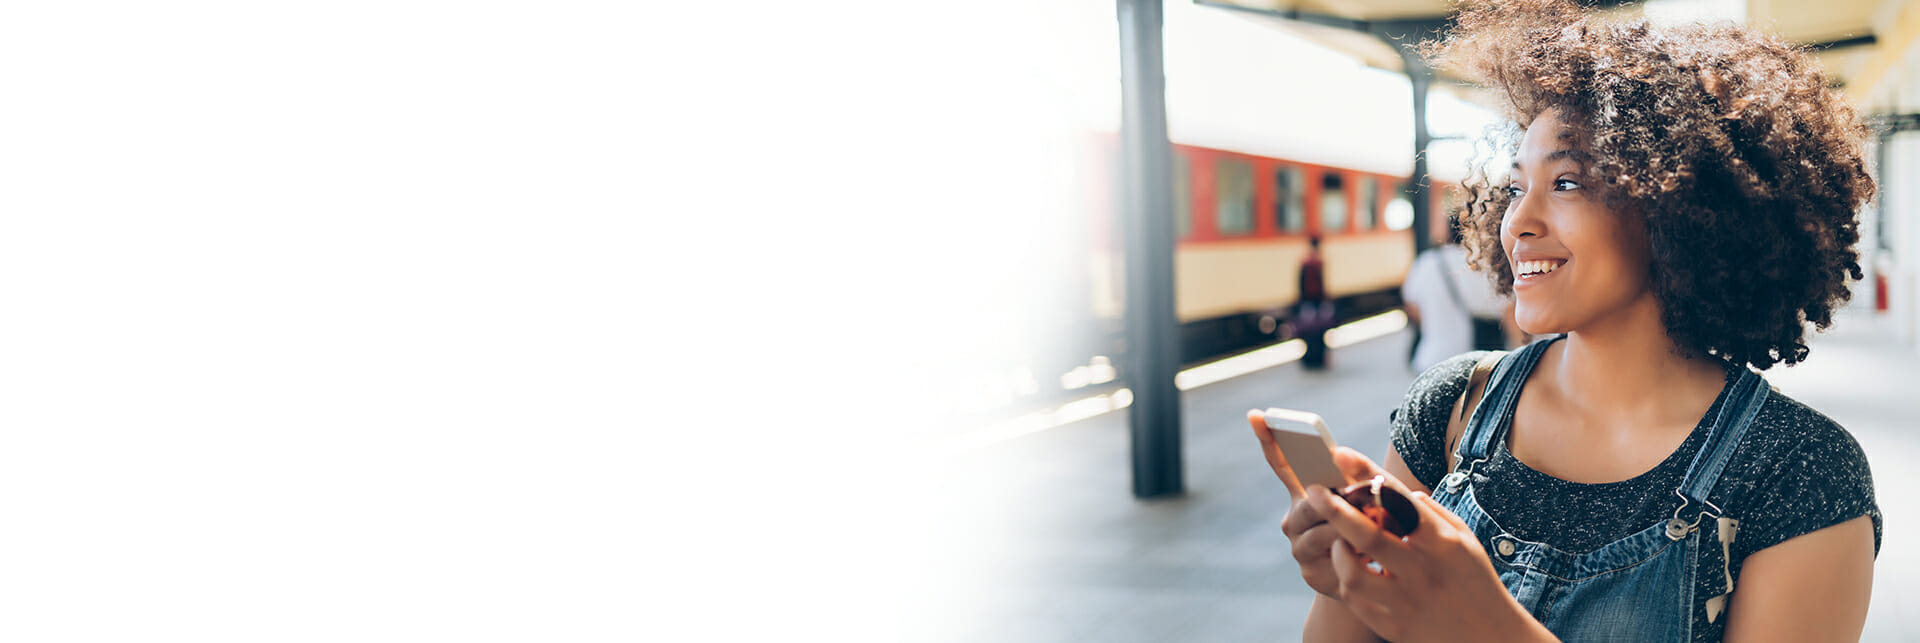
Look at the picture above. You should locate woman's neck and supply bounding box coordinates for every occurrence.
[1540,299,1729,427]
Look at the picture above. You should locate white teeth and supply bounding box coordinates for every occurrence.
[1517,260,1563,277]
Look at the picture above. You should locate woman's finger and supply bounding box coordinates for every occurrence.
[1331,446,1386,483]
[1328,552,1405,641]
[1330,538,1391,598]
[1307,485,1417,571]
[1280,498,1324,538]
[1248,409,1306,500]
[1292,522,1341,562]
[1332,541,1407,642]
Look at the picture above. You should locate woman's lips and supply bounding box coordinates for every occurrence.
[1514,258,1567,286]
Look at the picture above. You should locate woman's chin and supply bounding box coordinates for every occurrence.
[1514,314,1563,337]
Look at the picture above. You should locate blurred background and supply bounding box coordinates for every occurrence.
[640,0,1920,640]
[36,0,1910,641]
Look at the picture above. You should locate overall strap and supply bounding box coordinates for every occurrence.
[1680,367,1770,616]
[1675,368,1770,510]
[1456,336,1558,463]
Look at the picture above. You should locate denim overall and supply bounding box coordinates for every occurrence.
[1430,338,1767,641]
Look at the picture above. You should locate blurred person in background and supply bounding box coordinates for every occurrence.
[1297,235,1333,369]
[1402,216,1520,372]
[1247,0,1880,640]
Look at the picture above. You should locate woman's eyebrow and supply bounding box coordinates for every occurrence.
[1512,149,1594,171]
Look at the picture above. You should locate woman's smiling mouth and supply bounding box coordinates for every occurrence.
[1515,259,1567,282]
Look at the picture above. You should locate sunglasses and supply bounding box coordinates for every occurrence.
[1338,474,1421,537]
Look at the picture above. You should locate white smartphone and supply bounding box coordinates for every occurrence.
[1263,407,1348,490]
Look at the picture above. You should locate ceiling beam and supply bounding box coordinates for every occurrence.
[1191,0,1443,44]
[1808,33,1878,51]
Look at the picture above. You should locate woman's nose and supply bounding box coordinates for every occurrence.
[1503,193,1546,240]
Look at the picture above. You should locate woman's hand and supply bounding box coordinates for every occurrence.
[1246,410,1384,600]
[1305,470,1557,643]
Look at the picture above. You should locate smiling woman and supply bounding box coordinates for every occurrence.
[1445,1,1874,370]
[1246,1,1884,642]
[1500,109,1662,340]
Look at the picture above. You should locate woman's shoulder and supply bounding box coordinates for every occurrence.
[1737,388,1868,468]
[1406,351,1499,415]
[1391,351,1503,488]
[1721,386,1882,555]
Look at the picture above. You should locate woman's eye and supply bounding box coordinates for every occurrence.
[1502,185,1524,199]
[1554,178,1582,191]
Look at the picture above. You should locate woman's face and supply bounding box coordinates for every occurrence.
[1502,108,1657,336]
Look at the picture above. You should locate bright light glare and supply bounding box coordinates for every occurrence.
[948,312,1407,454]
[944,389,1135,454]
[1642,0,1745,25]
[1384,197,1414,231]
[1174,340,1306,390]
[1060,357,1121,390]
[1088,356,1117,384]
[1327,310,1409,348]
[1060,367,1092,391]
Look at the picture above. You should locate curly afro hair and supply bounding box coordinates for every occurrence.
[1427,0,1874,369]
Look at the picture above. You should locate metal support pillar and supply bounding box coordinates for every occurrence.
[1403,50,1436,254]
[1116,0,1183,499]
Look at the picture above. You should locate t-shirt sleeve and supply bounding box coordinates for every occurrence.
[1728,402,1883,560]
[1389,352,1488,490]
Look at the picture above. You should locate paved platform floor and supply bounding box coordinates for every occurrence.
[916,310,1919,641]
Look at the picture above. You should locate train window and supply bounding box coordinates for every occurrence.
[1215,159,1254,237]
[1274,166,1305,233]
[1321,172,1348,233]
[1357,176,1378,230]
[1174,153,1192,240]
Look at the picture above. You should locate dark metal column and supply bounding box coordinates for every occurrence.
[1403,49,1436,254]
[1116,0,1183,499]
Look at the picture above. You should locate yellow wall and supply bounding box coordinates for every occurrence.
[1323,232,1417,298]
[1174,231,1414,321]
[1093,231,1417,322]
[1176,242,1308,320]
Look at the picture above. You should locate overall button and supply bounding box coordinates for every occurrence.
[1496,539,1516,557]
[1666,518,1691,540]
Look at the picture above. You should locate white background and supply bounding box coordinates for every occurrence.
[0,1,1506,640]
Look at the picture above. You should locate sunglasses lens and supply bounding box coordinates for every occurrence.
[1375,484,1420,536]
[1339,476,1420,537]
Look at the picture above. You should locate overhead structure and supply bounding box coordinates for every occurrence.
[1195,0,1891,253]
[1198,0,1888,88]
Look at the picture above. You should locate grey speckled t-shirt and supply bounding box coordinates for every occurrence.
[1390,351,1881,642]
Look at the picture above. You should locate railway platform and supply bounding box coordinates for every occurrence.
[917,307,1920,642]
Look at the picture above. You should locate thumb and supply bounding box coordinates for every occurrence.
[1248,409,1306,499]
[1331,446,1385,484]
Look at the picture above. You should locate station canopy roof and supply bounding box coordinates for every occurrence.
[1198,0,1897,105]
